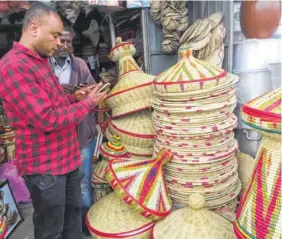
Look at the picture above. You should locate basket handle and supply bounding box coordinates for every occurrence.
[243,129,261,140]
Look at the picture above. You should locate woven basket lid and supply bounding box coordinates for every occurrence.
[152,194,236,239]
[153,45,228,93]
[86,193,154,238]
[107,110,155,149]
[100,135,131,160]
[105,37,154,118]
[106,148,173,221]
[241,88,282,134]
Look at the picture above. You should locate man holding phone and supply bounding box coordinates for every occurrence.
[49,23,99,236]
[0,3,109,239]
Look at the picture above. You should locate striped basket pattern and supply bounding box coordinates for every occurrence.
[153,46,229,93]
[106,148,173,221]
[105,37,154,118]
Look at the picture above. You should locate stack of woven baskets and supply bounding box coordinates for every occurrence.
[234,88,282,239]
[152,45,241,211]
[105,37,155,158]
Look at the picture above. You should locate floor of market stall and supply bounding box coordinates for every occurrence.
[10,204,91,239]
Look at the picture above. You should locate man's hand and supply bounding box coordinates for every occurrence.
[74,84,98,102]
[88,83,109,105]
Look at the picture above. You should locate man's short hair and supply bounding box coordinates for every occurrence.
[22,2,58,30]
[63,23,75,36]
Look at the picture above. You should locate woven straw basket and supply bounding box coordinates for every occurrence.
[234,88,282,239]
[241,88,282,134]
[106,149,173,221]
[86,193,154,238]
[99,135,131,160]
[107,110,155,149]
[153,73,238,101]
[152,194,236,239]
[105,37,154,118]
[234,137,281,239]
[153,45,234,93]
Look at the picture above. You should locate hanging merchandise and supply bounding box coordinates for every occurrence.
[240,0,281,39]
[105,37,154,118]
[83,20,100,48]
[234,88,282,239]
[150,1,189,54]
[106,148,173,221]
[179,12,226,67]
[57,1,88,25]
[86,193,155,239]
[152,194,236,239]
[152,45,241,211]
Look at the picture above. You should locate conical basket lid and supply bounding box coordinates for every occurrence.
[106,148,173,221]
[100,135,131,160]
[152,194,236,239]
[153,45,229,93]
[86,193,154,238]
[241,88,282,134]
[105,37,154,118]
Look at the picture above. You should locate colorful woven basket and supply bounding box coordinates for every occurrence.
[234,137,281,239]
[234,89,282,239]
[241,88,282,134]
[152,194,236,239]
[99,135,131,160]
[105,37,154,118]
[106,148,173,221]
[86,193,154,239]
[107,110,155,149]
[153,45,230,93]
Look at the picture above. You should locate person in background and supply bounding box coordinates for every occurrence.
[0,3,108,239]
[50,24,97,236]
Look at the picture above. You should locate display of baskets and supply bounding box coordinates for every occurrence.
[152,45,241,209]
[105,37,154,118]
[86,193,154,239]
[106,148,173,221]
[152,194,236,239]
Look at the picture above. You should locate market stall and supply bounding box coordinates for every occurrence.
[0,1,281,239]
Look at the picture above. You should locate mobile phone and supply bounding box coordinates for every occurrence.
[98,83,111,93]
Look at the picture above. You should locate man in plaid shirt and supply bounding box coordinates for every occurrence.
[0,3,108,239]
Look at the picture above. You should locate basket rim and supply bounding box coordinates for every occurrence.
[106,81,152,100]
[86,212,155,238]
[153,71,227,86]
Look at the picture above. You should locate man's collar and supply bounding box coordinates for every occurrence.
[50,55,71,66]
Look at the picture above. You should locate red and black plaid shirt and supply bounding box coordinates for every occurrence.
[0,42,96,175]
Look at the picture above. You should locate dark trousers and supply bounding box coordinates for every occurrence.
[24,168,82,239]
